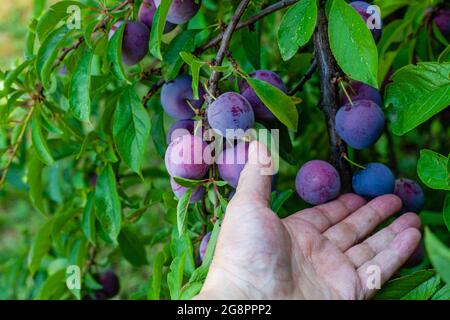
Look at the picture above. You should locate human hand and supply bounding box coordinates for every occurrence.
[195,141,421,300]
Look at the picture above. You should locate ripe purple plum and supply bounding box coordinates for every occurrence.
[239,70,287,121]
[109,21,150,65]
[352,163,395,198]
[336,99,385,150]
[394,179,425,213]
[295,160,341,205]
[339,81,382,106]
[350,1,382,41]
[217,142,249,188]
[207,92,255,138]
[138,0,176,33]
[434,8,450,36]
[165,135,210,179]
[160,75,205,120]
[154,0,201,24]
[167,119,195,143]
[95,270,120,299]
[170,177,205,203]
[199,232,211,262]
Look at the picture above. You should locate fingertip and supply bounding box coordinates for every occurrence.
[392,228,422,258]
[392,212,422,233]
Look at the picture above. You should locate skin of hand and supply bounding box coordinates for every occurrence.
[195,141,422,300]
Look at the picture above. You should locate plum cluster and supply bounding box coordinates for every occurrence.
[109,0,201,65]
[163,70,287,200]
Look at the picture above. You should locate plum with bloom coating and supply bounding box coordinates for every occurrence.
[352,163,395,198]
[336,99,385,150]
[239,70,287,121]
[154,0,201,25]
[138,0,176,33]
[217,142,249,188]
[295,160,341,205]
[165,135,210,179]
[167,119,195,143]
[207,92,254,138]
[160,76,205,120]
[339,81,382,106]
[394,179,425,213]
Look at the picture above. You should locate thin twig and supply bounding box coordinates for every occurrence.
[313,0,352,191]
[0,108,34,188]
[199,0,298,52]
[142,78,165,106]
[207,0,251,101]
[289,59,318,95]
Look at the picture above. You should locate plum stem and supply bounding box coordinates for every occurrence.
[338,80,354,106]
[342,153,366,170]
[313,0,352,192]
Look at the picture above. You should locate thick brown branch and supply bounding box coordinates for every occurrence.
[313,1,352,191]
[200,0,298,52]
[207,0,251,101]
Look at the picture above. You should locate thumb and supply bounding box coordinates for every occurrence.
[234,140,274,207]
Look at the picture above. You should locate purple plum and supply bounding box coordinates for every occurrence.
[217,142,249,188]
[199,232,211,262]
[160,75,205,120]
[350,1,382,41]
[170,177,205,203]
[95,270,120,299]
[336,99,385,150]
[167,119,196,143]
[434,8,450,37]
[165,135,210,179]
[394,179,425,213]
[207,92,255,138]
[352,163,395,198]
[138,0,177,33]
[109,21,150,65]
[239,70,287,121]
[295,160,341,205]
[154,0,201,25]
[339,81,382,106]
[403,243,424,268]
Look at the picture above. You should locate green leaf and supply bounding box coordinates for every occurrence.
[162,29,197,81]
[150,105,166,158]
[95,164,122,244]
[180,282,203,300]
[28,219,53,274]
[3,59,33,95]
[31,110,55,166]
[432,284,450,300]
[106,23,127,81]
[242,21,261,68]
[328,0,378,87]
[385,63,450,135]
[147,247,169,300]
[37,269,67,300]
[374,270,436,299]
[177,188,193,236]
[444,193,450,233]
[425,228,450,285]
[36,1,85,42]
[179,52,204,100]
[277,0,318,61]
[118,226,148,267]
[417,149,450,191]
[270,190,294,213]
[69,46,93,122]
[36,25,72,88]
[173,176,204,188]
[246,77,298,131]
[82,191,96,244]
[149,0,173,60]
[401,276,441,300]
[113,85,151,175]
[167,252,186,300]
[27,151,47,216]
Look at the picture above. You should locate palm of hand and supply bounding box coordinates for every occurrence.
[199,142,421,300]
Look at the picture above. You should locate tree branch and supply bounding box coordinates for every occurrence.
[200,0,298,52]
[288,59,318,95]
[313,1,352,191]
[207,0,251,101]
